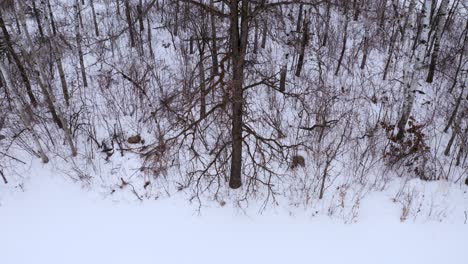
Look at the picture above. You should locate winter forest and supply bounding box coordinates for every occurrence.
[1,0,468,261]
[0,0,468,257]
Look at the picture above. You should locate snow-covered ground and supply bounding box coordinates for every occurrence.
[1,173,467,264]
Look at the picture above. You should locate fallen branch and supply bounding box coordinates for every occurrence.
[0,170,7,184]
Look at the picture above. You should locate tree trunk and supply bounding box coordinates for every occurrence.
[75,0,88,87]
[0,12,37,107]
[210,0,219,75]
[173,0,179,36]
[32,0,44,39]
[444,83,465,133]
[198,44,206,118]
[383,22,397,80]
[147,17,154,57]
[426,0,448,83]
[125,0,135,47]
[261,18,267,49]
[253,18,259,54]
[90,0,100,37]
[335,18,348,76]
[296,4,303,33]
[396,0,432,140]
[322,0,331,47]
[448,21,467,93]
[47,0,57,36]
[280,19,292,91]
[45,4,70,106]
[138,0,144,32]
[19,1,77,156]
[229,0,249,189]
[0,60,49,163]
[379,0,387,28]
[353,0,361,21]
[295,10,309,77]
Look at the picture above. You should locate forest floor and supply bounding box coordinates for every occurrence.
[1,171,467,264]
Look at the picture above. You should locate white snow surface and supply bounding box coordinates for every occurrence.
[1,173,467,264]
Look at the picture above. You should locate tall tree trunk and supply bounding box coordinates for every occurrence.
[47,0,57,36]
[116,0,121,16]
[32,0,44,39]
[296,4,303,33]
[444,83,465,133]
[173,0,179,36]
[0,12,37,107]
[353,0,361,21]
[147,17,154,57]
[12,1,21,34]
[280,10,293,92]
[125,0,135,47]
[335,18,349,76]
[322,0,331,47]
[210,0,219,75]
[137,0,144,32]
[19,1,77,156]
[261,18,267,49]
[253,18,259,54]
[295,10,309,77]
[75,0,88,87]
[199,46,206,119]
[426,0,448,83]
[396,0,432,140]
[379,0,387,28]
[90,0,100,37]
[448,21,467,94]
[229,0,249,189]
[360,6,370,70]
[383,23,397,80]
[45,2,70,106]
